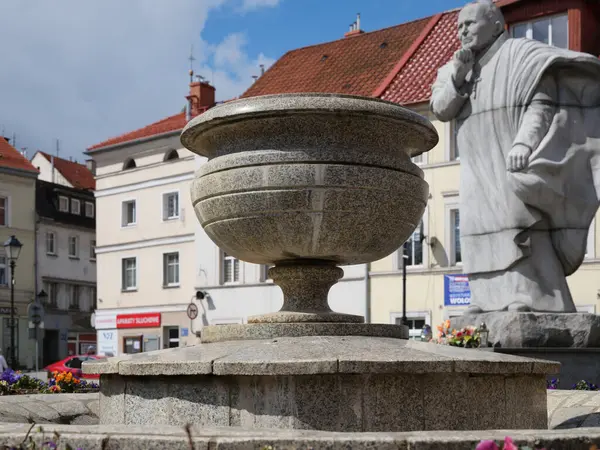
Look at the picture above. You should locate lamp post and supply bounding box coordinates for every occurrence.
[3,235,22,368]
[35,290,48,373]
[401,241,409,326]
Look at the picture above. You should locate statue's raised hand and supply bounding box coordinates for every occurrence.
[507,144,532,172]
[452,48,474,87]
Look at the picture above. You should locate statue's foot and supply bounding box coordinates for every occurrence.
[507,302,531,312]
[465,305,484,314]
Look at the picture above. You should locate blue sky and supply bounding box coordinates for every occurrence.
[0,0,466,162]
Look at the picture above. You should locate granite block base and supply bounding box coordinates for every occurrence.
[450,312,600,348]
[85,336,559,432]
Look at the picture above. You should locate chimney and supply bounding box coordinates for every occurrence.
[86,159,96,175]
[344,13,364,38]
[186,79,216,119]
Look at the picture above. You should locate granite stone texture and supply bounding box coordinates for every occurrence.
[199,322,408,343]
[431,3,600,313]
[84,336,558,431]
[450,312,600,348]
[181,93,438,323]
[4,423,600,450]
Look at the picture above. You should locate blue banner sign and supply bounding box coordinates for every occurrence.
[444,274,471,306]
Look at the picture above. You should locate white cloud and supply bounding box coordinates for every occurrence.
[0,0,277,160]
[241,0,281,12]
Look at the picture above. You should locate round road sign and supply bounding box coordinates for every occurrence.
[187,303,199,320]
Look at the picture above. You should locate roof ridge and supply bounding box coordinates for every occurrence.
[372,12,445,98]
[282,13,438,54]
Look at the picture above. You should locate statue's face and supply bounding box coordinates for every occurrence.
[457,4,499,51]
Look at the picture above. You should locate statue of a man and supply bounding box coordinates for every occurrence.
[431,0,600,313]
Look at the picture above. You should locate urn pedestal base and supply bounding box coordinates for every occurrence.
[84,336,559,432]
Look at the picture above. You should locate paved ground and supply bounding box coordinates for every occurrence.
[0,393,98,425]
[548,390,600,429]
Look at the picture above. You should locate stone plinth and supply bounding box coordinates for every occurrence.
[450,312,600,348]
[84,336,558,432]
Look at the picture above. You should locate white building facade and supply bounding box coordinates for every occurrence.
[89,129,200,356]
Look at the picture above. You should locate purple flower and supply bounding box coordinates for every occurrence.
[42,441,57,448]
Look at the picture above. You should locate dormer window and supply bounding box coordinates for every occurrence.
[71,199,81,215]
[164,150,179,161]
[58,196,69,212]
[123,159,137,170]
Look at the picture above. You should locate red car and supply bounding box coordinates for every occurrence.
[44,355,101,380]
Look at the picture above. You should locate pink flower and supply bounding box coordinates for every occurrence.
[503,437,518,450]
[476,440,499,450]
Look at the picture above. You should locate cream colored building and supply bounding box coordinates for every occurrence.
[87,116,201,356]
[0,138,38,367]
[369,106,600,334]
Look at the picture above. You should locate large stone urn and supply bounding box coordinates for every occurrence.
[84,94,558,432]
[182,93,436,340]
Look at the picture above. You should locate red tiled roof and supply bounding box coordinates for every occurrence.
[36,151,96,190]
[241,16,434,98]
[380,11,460,105]
[87,111,186,151]
[0,138,38,173]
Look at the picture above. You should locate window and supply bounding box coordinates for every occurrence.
[0,197,6,226]
[511,14,568,49]
[0,255,6,286]
[68,236,79,258]
[58,196,69,212]
[46,232,56,255]
[403,221,424,267]
[85,202,94,218]
[122,257,137,291]
[123,159,136,170]
[262,264,273,281]
[165,327,180,348]
[70,285,80,310]
[43,282,59,307]
[448,121,459,160]
[164,150,179,162]
[121,200,136,226]
[90,240,96,261]
[392,313,429,340]
[71,199,81,215]
[91,287,97,310]
[451,209,462,265]
[223,252,240,283]
[162,192,179,220]
[163,252,180,287]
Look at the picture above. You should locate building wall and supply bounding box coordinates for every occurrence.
[369,105,600,332]
[37,222,96,311]
[30,154,72,188]
[0,171,37,367]
[92,135,198,355]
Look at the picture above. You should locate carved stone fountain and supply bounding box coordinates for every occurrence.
[85,94,557,432]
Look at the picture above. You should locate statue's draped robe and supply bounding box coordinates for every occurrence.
[431,34,600,312]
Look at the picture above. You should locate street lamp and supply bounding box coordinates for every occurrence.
[401,242,409,326]
[3,235,22,368]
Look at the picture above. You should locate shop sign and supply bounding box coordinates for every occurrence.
[97,330,118,357]
[443,275,471,306]
[116,313,161,329]
[94,314,117,330]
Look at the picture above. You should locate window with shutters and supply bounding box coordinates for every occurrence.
[222,251,240,283]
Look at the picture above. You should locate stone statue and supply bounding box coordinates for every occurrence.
[430,0,600,313]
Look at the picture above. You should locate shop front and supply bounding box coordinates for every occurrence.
[94,307,196,357]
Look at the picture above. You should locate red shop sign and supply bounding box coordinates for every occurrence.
[116,313,161,329]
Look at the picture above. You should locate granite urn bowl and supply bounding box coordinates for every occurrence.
[181,94,438,325]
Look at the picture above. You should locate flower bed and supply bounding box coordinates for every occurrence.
[0,369,98,395]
